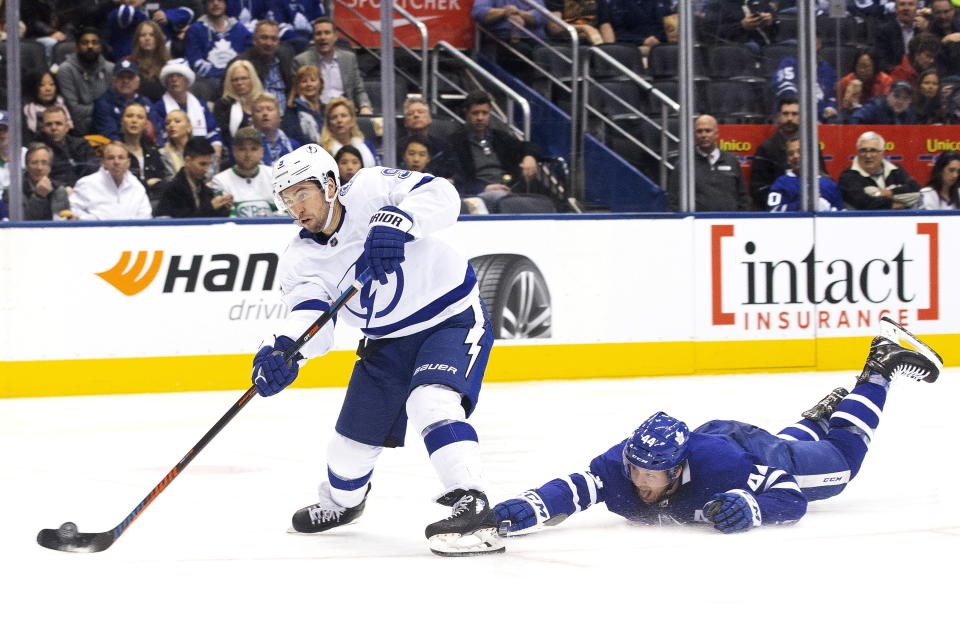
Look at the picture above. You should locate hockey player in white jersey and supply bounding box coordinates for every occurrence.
[251,143,503,556]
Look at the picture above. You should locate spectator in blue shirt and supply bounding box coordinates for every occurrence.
[184,0,253,101]
[767,137,844,212]
[849,80,919,124]
[472,0,548,78]
[91,61,154,141]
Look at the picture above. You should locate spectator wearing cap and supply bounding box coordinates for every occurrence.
[211,127,278,217]
[838,131,921,210]
[848,80,919,124]
[184,0,253,103]
[34,106,99,187]
[91,60,154,141]
[155,136,232,218]
[67,142,153,220]
[150,59,223,154]
[56,26,115,135]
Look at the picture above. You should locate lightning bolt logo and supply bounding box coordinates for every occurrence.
[463,298,485,379]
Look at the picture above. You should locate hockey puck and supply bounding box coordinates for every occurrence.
[58,522,78,541]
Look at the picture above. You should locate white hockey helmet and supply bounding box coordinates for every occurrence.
[272,143,341,215]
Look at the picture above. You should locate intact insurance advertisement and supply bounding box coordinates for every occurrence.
[697,216,954,343]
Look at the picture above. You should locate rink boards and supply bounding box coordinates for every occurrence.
[1,211,958,397]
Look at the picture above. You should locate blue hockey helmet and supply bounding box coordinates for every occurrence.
[623,411,690,473]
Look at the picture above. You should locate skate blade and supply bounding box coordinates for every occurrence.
[879,316,944,372]
[428,528,505,557]
[285,520,360,535]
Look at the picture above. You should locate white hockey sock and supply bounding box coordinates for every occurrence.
[424,430,485,493]
[407,384,485,493]
[326,433,382,508]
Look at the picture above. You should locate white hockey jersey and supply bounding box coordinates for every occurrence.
[274,167,478,359]
[211,165,278,217]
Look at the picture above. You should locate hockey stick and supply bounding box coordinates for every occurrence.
[37,269,373,553]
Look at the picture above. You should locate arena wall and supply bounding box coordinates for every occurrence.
[1,211,957,397]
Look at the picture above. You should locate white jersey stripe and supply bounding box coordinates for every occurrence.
[795,470,851,488]
[562,475,582,513]
[844,393,882,418]
[831,410,874,440]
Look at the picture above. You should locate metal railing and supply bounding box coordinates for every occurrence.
[332,0,430,101]
[430,41,531,140]
[473,0,581,199]
[581,47,679,190]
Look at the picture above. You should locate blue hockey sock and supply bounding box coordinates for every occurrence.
[777,418,829,442]
[828,381,888,446]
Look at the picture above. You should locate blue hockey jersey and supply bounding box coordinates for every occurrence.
[767,170,844,212]
[530,421,808,528]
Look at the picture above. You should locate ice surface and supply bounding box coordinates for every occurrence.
[2,369,957,638]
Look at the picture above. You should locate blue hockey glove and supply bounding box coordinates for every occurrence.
[364,209,414,285]
[251,335,302,397]
[494,490,553,535]
[703,490,762,534]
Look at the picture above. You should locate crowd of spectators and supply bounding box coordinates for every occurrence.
[0,1,563,219]
[2,0,960,220]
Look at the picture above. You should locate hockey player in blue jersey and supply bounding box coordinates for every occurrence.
[766,137,844,212]
[251,143,503,556]
[495,318,943,535]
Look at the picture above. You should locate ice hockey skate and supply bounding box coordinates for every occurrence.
[801,387,849,423]
[857,316,943,385]
[289,483,371,534]
[425,489,505,556]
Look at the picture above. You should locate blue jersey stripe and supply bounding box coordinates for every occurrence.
[422,420,478,455]
[362,266,477,337]
[327,467,373,491]
[292,299,331,312]
[409,176,435,192]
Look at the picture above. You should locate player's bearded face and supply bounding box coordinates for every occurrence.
[628,464,676,504]
[281,182,331,234]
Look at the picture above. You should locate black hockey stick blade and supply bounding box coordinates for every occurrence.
[36,269,372,553]
[37,528,114,553]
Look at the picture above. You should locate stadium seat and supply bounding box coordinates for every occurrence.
[706,80,768,123]
[821,45,858,76]
[761,43,797,77]
[591,43,642,80]
[364,75,410,114]
[708,44,761,80]
[52,40,75,66]
[775,15,798,42]
[817,15,858,45]
[21,40,47,77]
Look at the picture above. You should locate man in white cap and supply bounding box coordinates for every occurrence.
[150,58,222,159]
